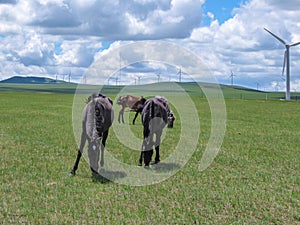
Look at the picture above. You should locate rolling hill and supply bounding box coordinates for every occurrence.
[0,76,294,100]
[0,76,70,84]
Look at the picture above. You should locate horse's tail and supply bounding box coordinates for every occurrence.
[142,100,153,139]
[150,100,155,119]
[95,101,105,138]
[148,100,155,136]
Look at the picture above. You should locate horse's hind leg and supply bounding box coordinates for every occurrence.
[142,134,154,167]
[144,149,153,167]
[154,146,160,164]
[100,130,109,170]
[154,130,162,164]
[138,151,143,166]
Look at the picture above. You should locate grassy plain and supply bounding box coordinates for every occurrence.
[0,84,299,224]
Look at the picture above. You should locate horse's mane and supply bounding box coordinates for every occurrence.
[86,93,113,105]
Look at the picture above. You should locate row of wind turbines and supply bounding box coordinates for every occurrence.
[84,28,300,100]
[55,72,72,84]
[107,67,184,86]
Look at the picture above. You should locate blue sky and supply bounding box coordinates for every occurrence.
[0,0,300,91]
[202,0,245,25]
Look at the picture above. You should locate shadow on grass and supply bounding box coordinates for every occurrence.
[151,162,181,173]
[92,170,127,184]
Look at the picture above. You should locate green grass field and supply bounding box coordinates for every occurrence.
[1,84,299,224]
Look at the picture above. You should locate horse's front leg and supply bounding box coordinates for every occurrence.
[100,130,109,170]
[132,111,139,125]
[121,109,125,123]
[118,108,125,123]
[118,110,122,123]
[143,135,154,167]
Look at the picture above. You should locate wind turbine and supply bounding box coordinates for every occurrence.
[229,70,236,86]
[83,75,87,84]
[177,68,182,82]
[274,81,280,92]
[108,76,118,85]
[264,28,300,100]
[156,73,160,83]
[255,81,260,90]
[137,75,141,85]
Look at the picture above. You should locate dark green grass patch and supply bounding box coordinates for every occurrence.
[1,91,299,224]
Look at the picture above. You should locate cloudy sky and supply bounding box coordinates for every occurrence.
[0,0,300,91]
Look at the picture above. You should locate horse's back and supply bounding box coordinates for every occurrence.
[142,97,169,132]
[117,95,144,109]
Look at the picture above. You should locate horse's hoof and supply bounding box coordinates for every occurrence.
[92,171,100,177]
[138,162,142,166]
[151,160,160,165]
[70,170,76,176]
[144,165,150,169]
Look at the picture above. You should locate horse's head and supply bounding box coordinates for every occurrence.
[117,96,126,105]
[140,96,147,105]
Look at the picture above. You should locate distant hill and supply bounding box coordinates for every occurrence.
[0,76,72,84]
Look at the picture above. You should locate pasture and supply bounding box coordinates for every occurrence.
[0,83,299,224]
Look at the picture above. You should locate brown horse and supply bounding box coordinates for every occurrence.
[117,95,147,124]
[71,93,114,176]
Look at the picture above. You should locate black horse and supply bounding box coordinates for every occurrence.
[138,96,174,167]
[71,93,114,175]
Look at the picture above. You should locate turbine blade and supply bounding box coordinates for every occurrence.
[282,51,286,76]
[290,41,300,47]
[264,28,286,45]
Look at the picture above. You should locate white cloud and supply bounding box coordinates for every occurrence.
[181,0,300,89]
[0,0,300,91]
[291,79,300,92]
[0,0,202,81]
[0,0,202,39]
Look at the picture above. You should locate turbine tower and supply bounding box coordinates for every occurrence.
[229,70,236,86]
[264,28,300,100]
[137,75,141,85]
[177,68,182,82]
[68,72,71,84]
[156,73,160,83]
[255,81,260,90]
